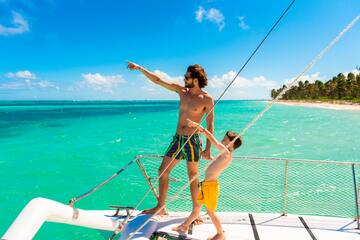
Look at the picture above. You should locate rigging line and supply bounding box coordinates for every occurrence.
[69,157,138,206]
[239,14,360,137]
[126,14,360,240]
[214,0,296,105]
[121,0,297,229]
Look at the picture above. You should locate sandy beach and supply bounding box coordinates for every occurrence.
[276,100,360,111]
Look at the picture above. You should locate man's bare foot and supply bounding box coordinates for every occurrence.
[172,223,188,233]
[193,216,204,225]
[141,206,167,215]
[207,232,225,240]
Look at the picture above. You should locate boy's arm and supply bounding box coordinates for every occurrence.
[127,61,183,93]
[187,119,227,153]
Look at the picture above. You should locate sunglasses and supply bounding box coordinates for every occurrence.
[184,75,192,80]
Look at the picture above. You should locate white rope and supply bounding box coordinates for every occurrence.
[126,14,360,240]
[240,14,360,137]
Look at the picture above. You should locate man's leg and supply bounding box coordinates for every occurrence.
[187,161,203,224]
[207,209,225,240]
[143,156,179,215]
[158,156,180,208]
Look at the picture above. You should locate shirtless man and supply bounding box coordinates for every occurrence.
[173,119,242,240]
[127,61,214,216]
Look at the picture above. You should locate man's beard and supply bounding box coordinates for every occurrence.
[185,81,195,88]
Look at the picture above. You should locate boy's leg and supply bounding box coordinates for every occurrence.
[207,209,225,239]
[172,204,202,232]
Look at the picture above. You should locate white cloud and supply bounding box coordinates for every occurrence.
[5,70,36,79]
[195,6,206,22]
[153,70,182,84]
[0,79,58,90]
[208,70,277,99]
[283,70,359,88]
[0,11,29,36]
[88,69,360,99]
[140,70,182,99]
[32,80,59,89]
[209,70,237,88]
[238,16,249,30]
[343,68,360,76]
[80,73,126,93]
[141,85,157,94]
[1,69,58,90]
[209,70,276,89]
[139,69,277,99]
[0,81,27,90]
[283,72,324,87]
[195,6,225,31]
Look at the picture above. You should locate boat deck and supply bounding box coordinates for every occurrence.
[147,212,360,240]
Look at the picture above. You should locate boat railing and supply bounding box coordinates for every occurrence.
[67,154,360,229]
[134,155,360,229]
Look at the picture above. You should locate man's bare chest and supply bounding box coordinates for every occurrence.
[180,96,206,113]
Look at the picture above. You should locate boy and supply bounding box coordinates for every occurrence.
[173,119,242,240]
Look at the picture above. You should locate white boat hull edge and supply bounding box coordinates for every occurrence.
[2,197,159,240]
[0,198,137,239]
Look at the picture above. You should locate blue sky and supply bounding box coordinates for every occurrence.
[0,0,359,100]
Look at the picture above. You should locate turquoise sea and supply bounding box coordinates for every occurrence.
[1,100,360,239]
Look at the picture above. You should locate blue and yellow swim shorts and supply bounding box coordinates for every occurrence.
[197,180,220,211]
[164,134,202,162]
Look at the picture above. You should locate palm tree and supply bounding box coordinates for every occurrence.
[271,71,359,101]
[336,73,346,99]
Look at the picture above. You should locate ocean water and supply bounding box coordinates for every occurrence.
[0,100,359,239]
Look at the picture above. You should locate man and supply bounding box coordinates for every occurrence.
[173,119,243,240]
[127,61,214,216]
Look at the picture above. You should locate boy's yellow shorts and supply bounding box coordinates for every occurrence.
[197,180,220,211]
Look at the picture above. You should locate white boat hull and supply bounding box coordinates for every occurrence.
[2,197,120,239]
[3,197,360,240]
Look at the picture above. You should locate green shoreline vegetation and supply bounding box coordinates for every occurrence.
[271,68,360,104]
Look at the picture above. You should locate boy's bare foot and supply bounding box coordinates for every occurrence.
[141,205,167,215]
[193,216,204,225]
[172,223,188,233]
[207,232,225,240]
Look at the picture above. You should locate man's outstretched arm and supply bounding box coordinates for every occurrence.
[187,119,227,153]
[127,61,183,93]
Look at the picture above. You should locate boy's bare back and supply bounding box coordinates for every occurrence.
[205,151,232,181]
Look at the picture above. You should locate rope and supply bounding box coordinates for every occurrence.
[68,157,138,207]
[239,14,360,137]
[225,13,360,148]
[126,14,360,240]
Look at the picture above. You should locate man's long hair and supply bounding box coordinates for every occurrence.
[187,64,208,88]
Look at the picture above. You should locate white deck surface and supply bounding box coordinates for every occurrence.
[151,212,360,240]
